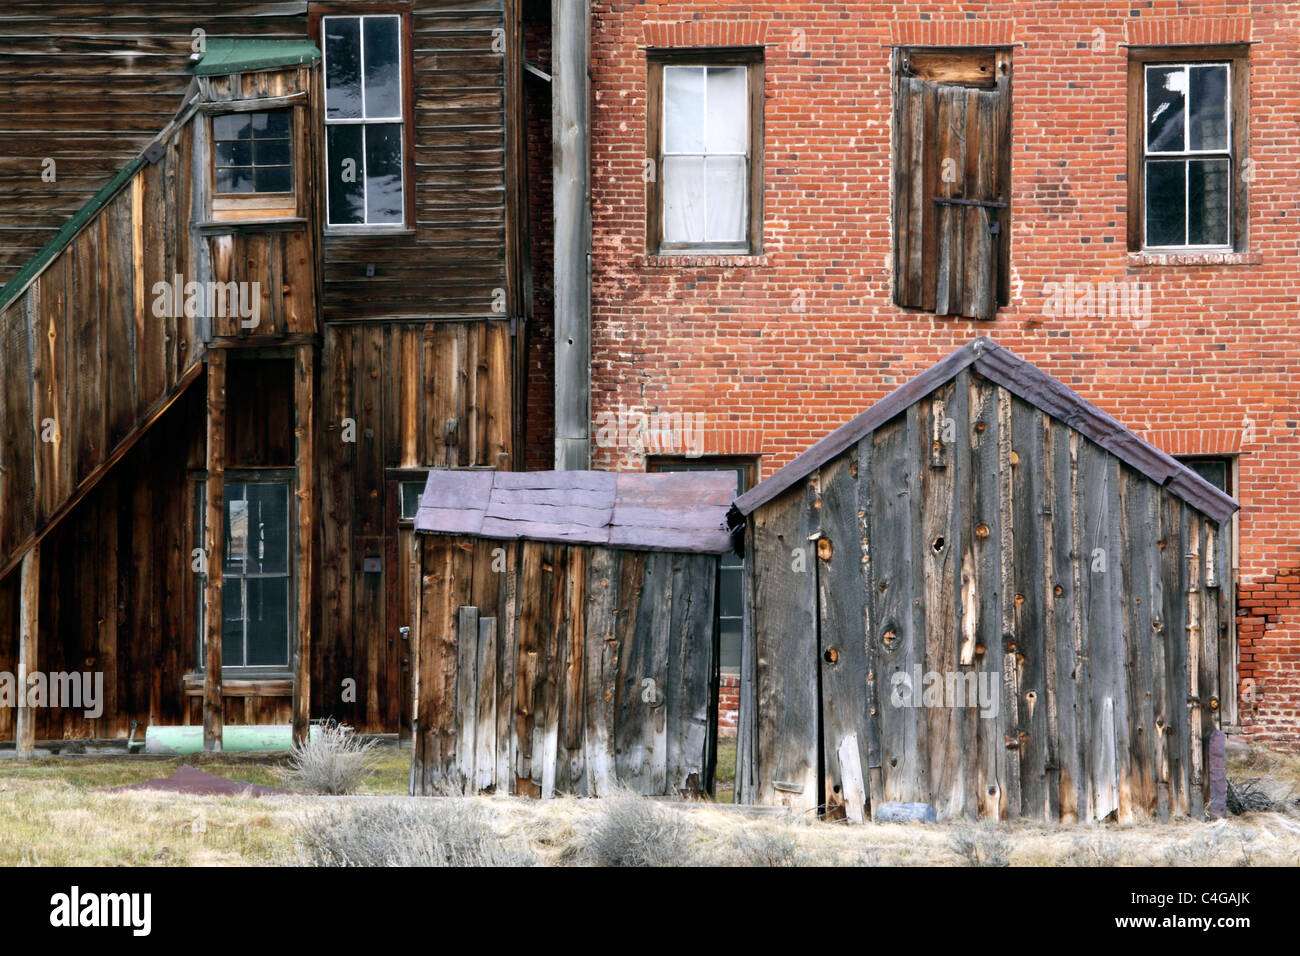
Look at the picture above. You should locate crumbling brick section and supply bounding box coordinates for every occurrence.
[1236,569,1300,751]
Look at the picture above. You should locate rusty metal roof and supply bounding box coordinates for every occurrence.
[414,469,736,554]
[731,337,1240,525]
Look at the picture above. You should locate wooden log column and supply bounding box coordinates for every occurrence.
[292,344,315,746]
[203,350,227,752]
[15,544,39,757]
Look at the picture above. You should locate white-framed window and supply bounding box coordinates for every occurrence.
[322,13,406,227]
[1142,62,1232,249]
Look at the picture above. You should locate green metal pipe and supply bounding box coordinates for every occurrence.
[143,724,321,755]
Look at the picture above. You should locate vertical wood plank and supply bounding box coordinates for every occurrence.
[292,343,314,745]
[202,350,226,752]
[15,545,38,756]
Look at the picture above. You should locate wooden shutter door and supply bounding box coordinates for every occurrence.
[893,50,1011,320]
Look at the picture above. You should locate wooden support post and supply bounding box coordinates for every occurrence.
[292,344,315,747]
[15,545,39,757]
[551,0,592,469]
[203,350,227,752]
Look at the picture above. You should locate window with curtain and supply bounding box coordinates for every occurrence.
[647,50,763,253]
[322,13,408,227]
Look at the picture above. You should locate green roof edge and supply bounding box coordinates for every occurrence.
[192,38,321,76]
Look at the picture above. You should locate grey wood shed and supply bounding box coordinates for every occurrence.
[729,337,1238,823]
[410,469,736,798]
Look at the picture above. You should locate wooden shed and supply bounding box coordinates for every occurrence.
[729,337,1238,823]
[410,469,735,798]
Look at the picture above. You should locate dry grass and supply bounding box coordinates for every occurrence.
[0,743,1295,866]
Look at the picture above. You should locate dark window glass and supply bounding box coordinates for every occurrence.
[323,14,406,226]
[1185,458,1230,494]
[327,124,366,225]
[363,16,402,118]
[364,123,404,223]
[400,480,425,520]
[205,480,293,669]
[324,16,362,119]
[1188,158,1229,246]
[1142,62,1232,249]
[1145,66,1185,153]
[246,578,290,666]
[213,110,291,195]
[1146,160,1185,247]
[1188,65,1228,151]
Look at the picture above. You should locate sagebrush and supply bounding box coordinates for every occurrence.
[278,720,379,795]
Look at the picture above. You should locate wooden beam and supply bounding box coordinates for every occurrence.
[15,544,39,757]
[203,351,227,752]
[292,344,315,746]
[552,0,591,469]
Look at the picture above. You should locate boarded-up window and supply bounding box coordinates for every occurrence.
[892,49,1012,320]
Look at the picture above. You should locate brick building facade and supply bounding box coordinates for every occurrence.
[559,2,1300,746]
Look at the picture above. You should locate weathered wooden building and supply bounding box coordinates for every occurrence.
[0,1,540,750]
[729,338,1238,823]
[410,468,733,797]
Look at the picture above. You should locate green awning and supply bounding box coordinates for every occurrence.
[193,38,321,76]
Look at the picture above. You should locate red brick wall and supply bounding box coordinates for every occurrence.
[585,2,1300,747]
[718,673,739,737]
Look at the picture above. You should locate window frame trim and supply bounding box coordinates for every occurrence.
[645,47,764,256]
[1126,44,1249,254]
[311,3,417,231]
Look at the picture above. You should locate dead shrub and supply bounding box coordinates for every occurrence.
[730,827,805,867]
[296,799,535,867]
[278,720,379,795]
[579,789,703,867]
[948,822,1011,867]
[1226,777,1279,815]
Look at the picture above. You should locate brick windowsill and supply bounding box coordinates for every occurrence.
[1127,251,1262,268]
[638,253,772,269]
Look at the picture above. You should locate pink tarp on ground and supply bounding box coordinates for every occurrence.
[102,764,292,797]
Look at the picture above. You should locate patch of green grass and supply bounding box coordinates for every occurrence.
[715,736,736,803]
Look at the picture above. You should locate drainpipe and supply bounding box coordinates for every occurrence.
[552,0,591,470]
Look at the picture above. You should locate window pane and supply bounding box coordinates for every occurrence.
[1186,459,1228,492]
[325,16,362,119]
[247,483,289,575]
[215,140,252,167]
[1189,65,1228,151]
[245,578,289,666]
[719,617,742,671]
[1146,66,1186,153]
[1188,158,1229,246]
[705,155,746,241]
[401,480,424,520]
[1145,159,1185,246]
[252,111,290,138]
[222,582,244,668]
[327,124,366,224]
[224,485,247,573]
[253,139,291,167]
[255,167,291,193]
[363,15,402,118]
[705,67,747,153]
[664,66,704,153]
[719,566,742,618]
[213,113,251,141]
[365,123,404,223]
[662,155,705,243]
